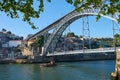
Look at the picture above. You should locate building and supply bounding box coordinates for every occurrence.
[0,30,23,48]
[0,30,23,57]
[8,40,23,47]
[0,32,9,44]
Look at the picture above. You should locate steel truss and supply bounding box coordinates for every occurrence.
[82,16,91,50]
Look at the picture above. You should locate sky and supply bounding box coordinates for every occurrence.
[0,0,119,39]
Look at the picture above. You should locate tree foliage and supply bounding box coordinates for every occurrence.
[0,0,120,29]
[67,32,75,37]
[0,0,47,29]
[1,28,6,32]
[66,0,120,22]
[7,31,12,34]
[66,32,79,38]
[114,34,120,46]
[31,36,44,47]
[35,36,44,47]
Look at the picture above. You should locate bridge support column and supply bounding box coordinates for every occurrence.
[41,47,44,56]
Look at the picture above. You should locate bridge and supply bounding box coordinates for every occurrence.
[47,47,120,56]
[33,47,117,62]
[24,2,119,60]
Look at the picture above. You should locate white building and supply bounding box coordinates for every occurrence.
[8,40,22,47]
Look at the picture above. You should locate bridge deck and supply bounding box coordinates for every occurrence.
[46,47,120,56]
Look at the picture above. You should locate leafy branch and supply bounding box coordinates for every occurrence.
[0,0,120,29]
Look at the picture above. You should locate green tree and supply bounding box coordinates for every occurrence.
[114,34,120,46]
[0,0,48,29]
[66,0,120,22]
[31,36,44,47]
[79,35,83,38]
[67,32,75,37]
[2,28,6,32]
[0,0,120,28]
[7,31,12,34]
[35,36,44,47]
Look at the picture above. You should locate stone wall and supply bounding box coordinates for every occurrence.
[111,50,120,80]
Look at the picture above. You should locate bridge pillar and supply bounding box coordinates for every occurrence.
[40,47,44,56]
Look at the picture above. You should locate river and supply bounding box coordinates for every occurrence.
[0,60,115,80]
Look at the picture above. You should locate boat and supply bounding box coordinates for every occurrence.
[40,60,56,67]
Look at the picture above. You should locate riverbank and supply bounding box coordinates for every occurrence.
[0,59,28,64]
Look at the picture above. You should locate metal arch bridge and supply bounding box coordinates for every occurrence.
[27,6,119,57]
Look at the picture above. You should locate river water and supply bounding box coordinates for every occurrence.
[0,60,115,80]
